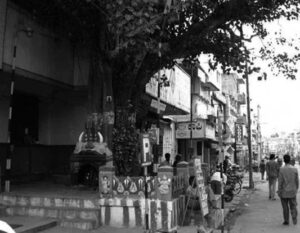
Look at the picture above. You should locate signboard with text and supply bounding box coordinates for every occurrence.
[194,158,209,216]
[175,120,215,140]
[176,121,204,139]
[140,134,152,167]
[145,65,190,113]
[235,123,243,144]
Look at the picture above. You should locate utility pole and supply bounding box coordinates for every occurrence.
[257,105,261,162]
[189,67,194,160]
[245,63,254,189]
[217,105,225,233]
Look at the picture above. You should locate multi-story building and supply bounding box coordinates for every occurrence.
[221,73,246,166]
[0,1,192,182]
[145,65,191,164]
[173,61,221,168]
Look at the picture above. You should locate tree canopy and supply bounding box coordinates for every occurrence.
[12,0,300,102]
[10,0,300,176]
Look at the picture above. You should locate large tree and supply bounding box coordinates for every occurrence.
[11,0,300,175]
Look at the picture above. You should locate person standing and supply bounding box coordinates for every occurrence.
[172,154,182,168]
[266,153,279,200]
[210,166,227,195]
[259,159,266,180]
[223,156,232,174]
[159,153,171,167]
[277,154,299,225]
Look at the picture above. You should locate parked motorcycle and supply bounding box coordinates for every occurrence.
[224,181,235,202]
[224,170,244,202]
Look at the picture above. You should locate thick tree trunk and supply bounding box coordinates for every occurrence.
[87,52,114,149]
[87,52,142,176]
[113,105,141,176]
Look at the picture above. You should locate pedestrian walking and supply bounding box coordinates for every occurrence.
[277,154,299,225]
[259,159,266,180]
[266,153,279,200]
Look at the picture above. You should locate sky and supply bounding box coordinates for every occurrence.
[248,19,300,137]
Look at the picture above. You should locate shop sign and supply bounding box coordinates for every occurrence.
[145,65,190,112]
[150,99,166,112]
[226,116,235,134]
[140,134,152,167]
[235,123,243,144]
[205,125,216,140]
[176,120,205,139]
[194,158,209,216]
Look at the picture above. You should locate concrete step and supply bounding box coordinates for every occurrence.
[1,216,57,233]
[0,193,102,230]
[59,219,99,230]
[4,206,101,222]
[0,194,98,209]
[16,220,57,233]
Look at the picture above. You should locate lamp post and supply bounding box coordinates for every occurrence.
[5,26,33,192]
[154,70,169,167]
[245,62,254,189]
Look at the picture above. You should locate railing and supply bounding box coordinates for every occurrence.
[100,162,191,200]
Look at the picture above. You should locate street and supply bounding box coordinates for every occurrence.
[229,163,300,233]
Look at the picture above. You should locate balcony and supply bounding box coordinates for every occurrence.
[202,81,220,91]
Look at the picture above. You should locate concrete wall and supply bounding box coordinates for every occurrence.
[2,3,89,86]
[39,97,87,145]
[0,0,7,69]
[0,2,91,145]
[0,73,10,142]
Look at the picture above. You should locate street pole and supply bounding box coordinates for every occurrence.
[245,63,254,189]
[234,123,237,164]
[5,27,33,192]
[217,106,225,233]
[5,33,18,193]
[189,67,193,160]
[144,166,149,233]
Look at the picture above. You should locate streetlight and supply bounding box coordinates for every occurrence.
[245,61,254,189]
[5,26,33,192]
[154,70,169,169]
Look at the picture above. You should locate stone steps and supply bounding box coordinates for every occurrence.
[16,219,57,233]
[0,194,101,230]
[0,195,98,209]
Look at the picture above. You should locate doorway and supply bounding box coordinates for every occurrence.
[11,92,39,145]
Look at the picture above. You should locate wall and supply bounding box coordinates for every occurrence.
[0,71,10,142]
[39,94,87,145]
[2,3,88,86]
[145,65,191,113]
[0,0,7,69]
[0,3,91,145]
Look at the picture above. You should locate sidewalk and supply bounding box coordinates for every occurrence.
[230,166,300,233]
[1,172,261,233]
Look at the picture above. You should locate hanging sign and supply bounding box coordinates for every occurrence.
[194,158,209,216]
[235,123,243,144]
[140,134,152,167]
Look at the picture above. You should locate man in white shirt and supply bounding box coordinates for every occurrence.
[210,166,227,195]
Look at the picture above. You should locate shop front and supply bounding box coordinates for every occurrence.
[175,119,217,171]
